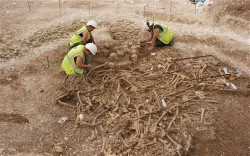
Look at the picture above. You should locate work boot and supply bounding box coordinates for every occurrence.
[169,38,175,46]
[85,69,90,75]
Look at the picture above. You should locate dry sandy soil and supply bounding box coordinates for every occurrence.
[0,0,249,156]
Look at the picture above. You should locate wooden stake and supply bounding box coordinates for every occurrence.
[195,0,197,14]
[59,0,61,14]
[27,0,31,12]
[89,2,91,13]
[117,3,119,14]
[143,5,146,17]
[170,1,172,14]
[46,54,50,67]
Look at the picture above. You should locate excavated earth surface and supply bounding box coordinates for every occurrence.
[0,0,249,156]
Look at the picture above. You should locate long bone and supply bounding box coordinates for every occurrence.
[199,64,207,78]
[153,89,161,109]
[144,106,154,134]
[173,78,183,88]
[167,107,179,130]
[145,114,151,134]
[119,134,129,147]
[106,112,119,126]
[86,62,109,76]
[112,93,122,112]
[200,107,205,123]
[158,138,169,153]
[82,108,110,126]
[135,139,156,149]
[149,111,167,133]
[81,95,93,112]
[165,86,194,97]
[166,134,182,156]
[170,73,180,85]
[100,126,106,153]
[134,109,162,120]
[55,91,77,108]
[160,63,172,75]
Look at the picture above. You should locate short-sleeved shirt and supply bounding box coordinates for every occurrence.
[154,25,164,31]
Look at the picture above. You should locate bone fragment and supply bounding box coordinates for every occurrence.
[200,108,205,123]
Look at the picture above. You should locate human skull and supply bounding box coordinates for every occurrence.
[114,46,118,51]
[131,45,137,50]
[54,145,64,153]
[130,49,138,54]
[123,45,128,49]
[131,54,138,62]
[110,53,118,58]
[117,50,125,57]
[104,43,110,49]
[124,48,129,53]
[107,62,115,68]
[128,42,133,47]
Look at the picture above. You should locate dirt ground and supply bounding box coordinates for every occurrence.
[0,0,249,156]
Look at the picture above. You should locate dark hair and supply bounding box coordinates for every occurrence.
[146,20,150,27]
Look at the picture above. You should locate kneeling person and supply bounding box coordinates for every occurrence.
[141,20,174,51]
[69,20,97,49]
[61,43,97,75]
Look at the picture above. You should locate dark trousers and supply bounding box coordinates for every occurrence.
[69,39,93,50]
[155,37,174,47]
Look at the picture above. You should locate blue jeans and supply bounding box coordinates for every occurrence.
[84,56,90,65]
[197,0,205,3]
[82,56,90,74]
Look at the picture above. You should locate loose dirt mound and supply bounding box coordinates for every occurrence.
[0,19,85,60]
[0,113,29,124]
[224,0,250,20]
[208,0,249,31]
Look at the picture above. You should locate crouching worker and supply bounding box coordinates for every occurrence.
[61,43,97,75]
[140,20,174,51]
[69,20,97,49]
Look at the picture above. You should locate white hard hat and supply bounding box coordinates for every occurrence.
[87,20,97,28]
[85,43,97,55]
[142,20,151,31]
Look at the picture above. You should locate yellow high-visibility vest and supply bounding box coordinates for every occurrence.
[69,26,91,46]
[154,22,174,44]
[61,45,86,75]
